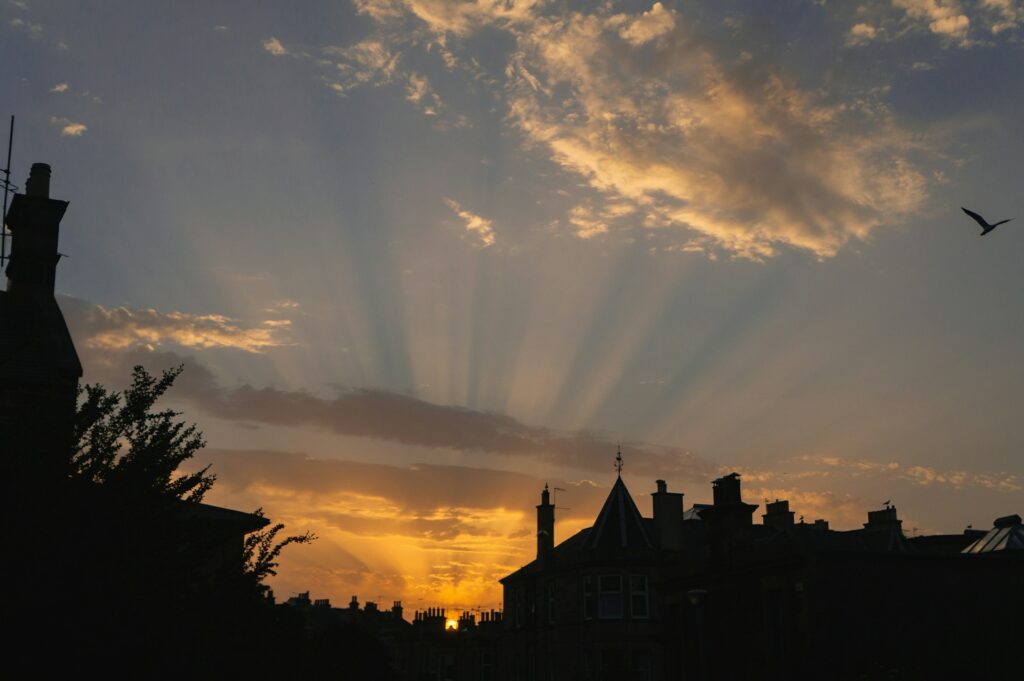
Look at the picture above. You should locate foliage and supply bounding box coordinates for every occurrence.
[243,508,316,589]
[71,364,315,583]
[71,364,214,501]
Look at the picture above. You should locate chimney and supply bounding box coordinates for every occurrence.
[1,162,81,473]
[651,479,684,550]
[864,506,902,532]
[762,499,795,529]
[25,162,51,198]
[712,472,743,506]
[4,162,69,299]
[537,483,555,563]
[701,472,759,564]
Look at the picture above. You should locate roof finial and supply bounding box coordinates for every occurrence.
[615,445,623,477]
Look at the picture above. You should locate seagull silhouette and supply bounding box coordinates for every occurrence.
[962,207,1014,236]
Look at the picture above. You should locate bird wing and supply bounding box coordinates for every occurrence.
[993,218,1014,227]
[961,207,989,227]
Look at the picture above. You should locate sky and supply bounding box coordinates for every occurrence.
[4,0,1024,615]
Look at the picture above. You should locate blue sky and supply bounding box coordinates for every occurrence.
[4,0,1023,609]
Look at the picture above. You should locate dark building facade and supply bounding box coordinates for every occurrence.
[500,475,696,680]
[498,468,1022,681]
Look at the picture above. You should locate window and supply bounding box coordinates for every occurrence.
[547,581,556,624]
[598,574,623,619]
[630,649,653,681]
[583,576,594,620]
[630,575,649,619]
[481,652,493,681]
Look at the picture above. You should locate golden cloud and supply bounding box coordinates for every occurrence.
[63,297,293,353]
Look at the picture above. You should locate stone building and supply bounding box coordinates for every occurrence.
[500,454,697,680]
[499,461,1022,680]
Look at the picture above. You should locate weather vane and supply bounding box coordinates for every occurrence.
[615,445,623,476]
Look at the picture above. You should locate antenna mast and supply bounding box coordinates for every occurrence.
[0,115,14,277]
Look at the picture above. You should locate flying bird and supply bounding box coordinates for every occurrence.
[962,207,1014,236]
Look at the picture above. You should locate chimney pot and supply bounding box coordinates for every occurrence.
[25,163,51,198]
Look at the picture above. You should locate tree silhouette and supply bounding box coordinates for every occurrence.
[8,364,319,673]
[243,508,316,592]
[71,364,314,582]
[71,364,214,501]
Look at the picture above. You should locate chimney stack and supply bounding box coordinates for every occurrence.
[4,162,68,299]
[651,479,684,550]
[701,473,759,564]
[537,484,555,563]
[864,506,902,532]
[1,162,81,472]
[762,499,795,529]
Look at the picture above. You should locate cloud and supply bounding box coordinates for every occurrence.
[262,36,289,56]
[61,296,293,353]
[444,198,496,247]
[50,116,86,136]
[748,486,868,527]
[980,0,1024,33]
[405,72,442,115]
[191,448,559,609]
[9,17,42,37]
[769,455,1023,493]
[846,22,880,45]
[619,2,677,45]
[61,296,720,481]
[353,0,541,36]
[501,7,929,258]
[50,82,69,93]
[340,2,933,258]
[893,0,971,43]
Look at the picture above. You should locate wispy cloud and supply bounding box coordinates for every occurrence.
[9,17,42,37]
[749,455,1023,494]
[50,82,69,93]
[262,36,288,56]
[618,2,677,45]
[405,72,442,115]
[444,198,496,247]
[893,0,972,44]
[62,297,293,353]
[50,116,86,136]
[325,39,400,92]
[340,2,935,259]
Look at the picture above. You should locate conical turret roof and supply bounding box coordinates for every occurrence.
[582,476,653,552]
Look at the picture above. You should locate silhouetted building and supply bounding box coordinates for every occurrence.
[500,470,697,680]
[281,591,505,680]
[3,163,274,674]
[0,163,81,468]
[658,474,1024,680]
[499,466,1022,680]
